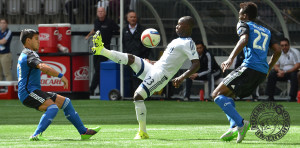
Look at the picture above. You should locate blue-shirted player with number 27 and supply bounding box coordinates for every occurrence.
[211,2,282,143]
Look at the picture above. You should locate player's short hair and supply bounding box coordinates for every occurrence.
[20,29,39,45]
[182,16,195,28]
[0,18,8,23]
[280,37,290,45]
[240,2,258,21]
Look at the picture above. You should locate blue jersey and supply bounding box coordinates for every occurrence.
[17,48,43,102]
[0,28,12,54]
[236,21,274,74]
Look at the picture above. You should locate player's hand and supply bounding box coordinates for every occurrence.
[277,70,285,78]
[85,35,89,40]
[221,59,233,72]
[61,76,69,89]
[189,73,198,80]
[172,76,184,88]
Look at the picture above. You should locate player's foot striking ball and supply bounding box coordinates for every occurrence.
[92,16,200,139]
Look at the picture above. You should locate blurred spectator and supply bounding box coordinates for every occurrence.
[65,0,97,24]
[85,7,119,96]
[123,10,149,96]
[0,18,12,81]
[235,52,259,102]
[108,0,131,23]
[298,71,300,98]
[184,40,222,101]
[266,38,300,102]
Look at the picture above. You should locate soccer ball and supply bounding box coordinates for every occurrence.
[141,28,160,48]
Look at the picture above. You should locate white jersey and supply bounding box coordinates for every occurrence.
[276,47,300,71]
[154,37,199,78]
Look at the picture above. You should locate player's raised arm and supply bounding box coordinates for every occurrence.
[37,63,69,89]
[267,43,281,74]
[221,34,248,72]
[172,59,200,88]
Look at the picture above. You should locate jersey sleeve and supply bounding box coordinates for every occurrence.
[236,21,249,37]
[27,52,43,69]
[184,41,199,60]
[4,30,12,40]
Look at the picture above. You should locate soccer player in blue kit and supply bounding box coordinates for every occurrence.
[17,29,100,141]
[211,2,282,143]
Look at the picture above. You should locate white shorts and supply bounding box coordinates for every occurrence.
[134,58,170,99]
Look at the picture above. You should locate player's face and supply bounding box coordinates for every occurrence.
[280,41,290,54]
[97,7,106,19]
[239,9,247,21]
[196,44,205,56]
[127,12,137,26]
[0,20,7,30]
[176,18,186,37]
[29,34,40,52]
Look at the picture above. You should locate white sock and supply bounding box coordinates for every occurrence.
[130,56,142,74]
[101,48,128,65]
[134,100,147,133]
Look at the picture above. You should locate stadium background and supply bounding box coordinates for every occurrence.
[0,0,300,147]
[4,0,300,98]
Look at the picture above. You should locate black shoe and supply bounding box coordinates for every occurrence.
[90,90,95,96]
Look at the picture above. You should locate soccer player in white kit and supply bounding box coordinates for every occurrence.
[92,16,200,139]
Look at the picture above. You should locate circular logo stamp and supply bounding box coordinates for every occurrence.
[250,102,290,142]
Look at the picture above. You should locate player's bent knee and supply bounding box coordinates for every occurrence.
[54,94,66,109]
[127,54,135,65]
[134,93,144,101]
[38,99,55,111]
[61,97,71,110]
[134,85,148,100]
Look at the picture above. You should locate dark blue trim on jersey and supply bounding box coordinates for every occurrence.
[25,69,32,93]
[135,58,144,77]
[141,83,150,98]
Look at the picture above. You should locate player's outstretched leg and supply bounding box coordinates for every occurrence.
[29,104,59,141]
[214,95,250,143]
[92,31,150,80]
[92,30,128,65]
[61,98,101,140]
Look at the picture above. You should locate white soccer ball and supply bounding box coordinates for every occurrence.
[141,28,160,48]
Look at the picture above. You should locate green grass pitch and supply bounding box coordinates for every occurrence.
[0,100,300,147]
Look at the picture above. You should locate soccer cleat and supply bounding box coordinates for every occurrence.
[81,126,101,140]
[236,120,250,143]
[91,30,104,55]
[29,133,49,141]
[134,130,149,139]
[220,127,238,141]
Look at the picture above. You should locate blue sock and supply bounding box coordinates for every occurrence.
[214,95,243,127]
[225,98,236,128]
[33,104,59,136]
[62,98,86,135]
